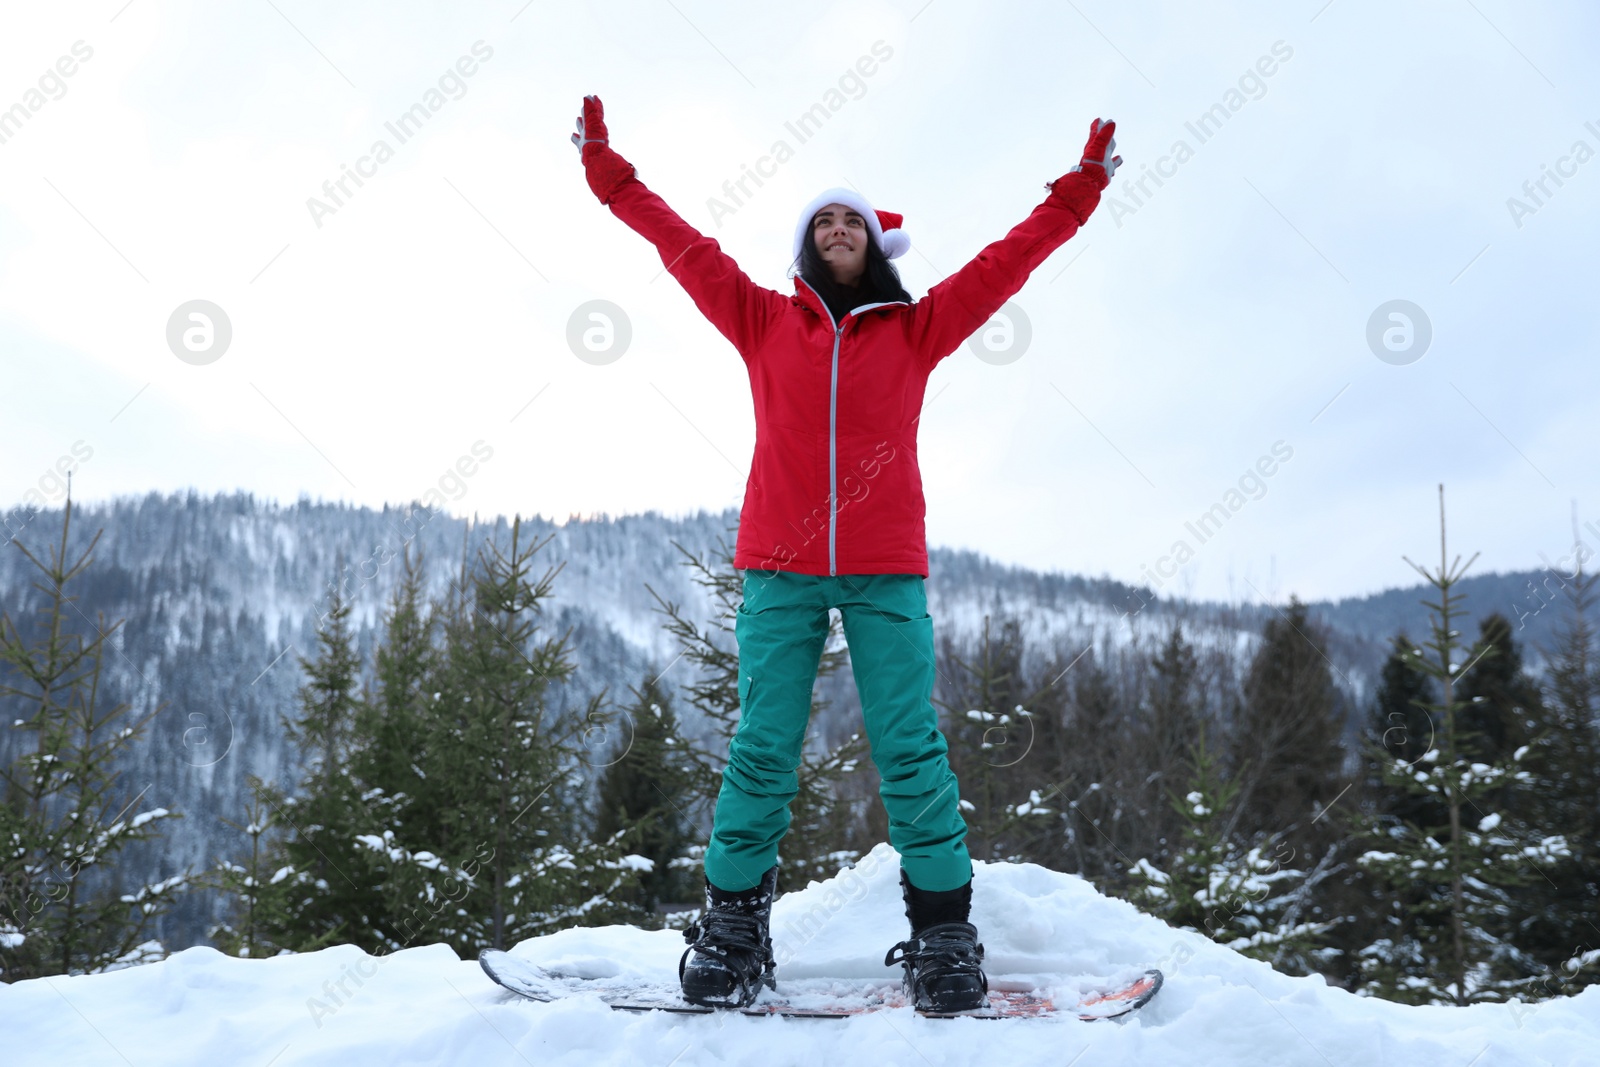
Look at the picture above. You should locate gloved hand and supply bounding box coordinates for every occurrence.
[1070,118,1121,186]
[1046,117,1122,223]
[572,94,637,205]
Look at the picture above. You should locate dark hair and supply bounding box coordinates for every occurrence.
[790,210,913,323]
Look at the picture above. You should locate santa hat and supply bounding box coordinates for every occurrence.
[792,187,910,262]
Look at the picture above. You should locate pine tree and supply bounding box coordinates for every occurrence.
[1365,632,1447,830]
[1137,622,1206,867]
[1355,485,1571,1005]
[1456,613,1542,770]
[210,521,653,958]
[1147,623,1203,782]
[593,675,696,914]
[1512,540,1600,993]
[336,541,437,944]
[204,784,294,958]
[1125,735,1333,973]
[1324,633,1442,991]
[0,489,185,979]
[1055,650,1134,888]
[255,581,384,952]
[1371,635,1437,773]
[936,615,1058,865]
[366,517,649,954]
[352,544,435,818]
[1225,594,1348,848]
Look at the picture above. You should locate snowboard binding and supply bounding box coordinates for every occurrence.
[678,866,779,1008]
[885,921,989,1013]
[887,867,989,1013]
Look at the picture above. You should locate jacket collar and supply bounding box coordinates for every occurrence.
[792,273,908,330]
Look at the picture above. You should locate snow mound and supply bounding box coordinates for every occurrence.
[2,843,1596,1066]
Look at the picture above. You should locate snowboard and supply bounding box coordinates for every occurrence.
[478,948,1162,1021]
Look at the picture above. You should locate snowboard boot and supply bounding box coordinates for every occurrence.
[884,867,988,1013]
[678,865,779,1007]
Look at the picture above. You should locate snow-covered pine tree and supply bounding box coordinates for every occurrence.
[252,580,385,952]
[217,542,435,956]
[645,536,867,888]
[352,543,435,827]
[1325,632,1442,991]
[593,675,696,915]
[0,488,184,979]
[1514,536,1600,993]
[1370,635,1437,780]
[1356,485,1571,1005]
[362,517,650,954]
[936,614,1057,865]
[330,541,438,950]
[1124,734,1333,974]
[204,784,295,958]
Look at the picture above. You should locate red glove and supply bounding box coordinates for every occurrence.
[1046,118,1122,223]
[572,94,637,205]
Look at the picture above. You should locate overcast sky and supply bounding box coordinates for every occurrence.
[2,0,1596,606]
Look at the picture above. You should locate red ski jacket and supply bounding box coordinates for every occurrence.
[600,174,1103,578]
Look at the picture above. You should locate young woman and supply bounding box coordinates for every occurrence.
[572,95,1119,1012]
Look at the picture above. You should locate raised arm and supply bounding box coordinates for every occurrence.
[908,118,1121,368]
[573,95,786,360]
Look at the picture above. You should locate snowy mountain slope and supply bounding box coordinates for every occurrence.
[3,844,1594,1067]
[0,492,1564,955]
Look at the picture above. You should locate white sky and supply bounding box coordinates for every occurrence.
[2,0,1596,606]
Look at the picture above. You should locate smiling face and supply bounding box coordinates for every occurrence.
[811,203,869,286]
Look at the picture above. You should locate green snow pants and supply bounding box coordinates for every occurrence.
[703,569,973,894]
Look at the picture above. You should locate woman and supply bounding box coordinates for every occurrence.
[572,95,1119,1012]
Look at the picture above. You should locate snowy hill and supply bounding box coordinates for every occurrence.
[3,844,1595,1066]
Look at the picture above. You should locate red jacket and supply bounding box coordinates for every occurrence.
[601,174,1103,578]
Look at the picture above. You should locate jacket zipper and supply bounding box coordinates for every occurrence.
[792,274,908,576]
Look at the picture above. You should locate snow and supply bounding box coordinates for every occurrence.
[2,843,1597,1066]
